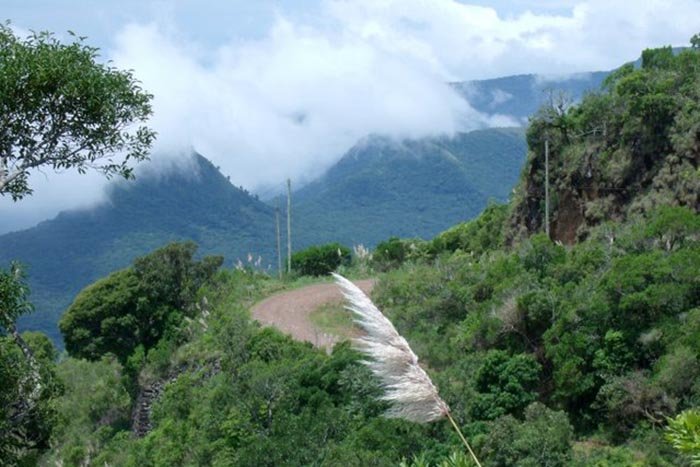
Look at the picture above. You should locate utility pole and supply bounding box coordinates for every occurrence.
[275,203,282,279]
[286,178,292,274]
[544,137,550,239]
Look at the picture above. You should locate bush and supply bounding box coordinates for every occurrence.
[666,409,700,465]
[431,203,509,256]
[478,402,573,466]
[372,237,429,271]
[471,350,541,420]
[291,243,351,276]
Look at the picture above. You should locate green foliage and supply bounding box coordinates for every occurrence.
[373,237,410,271]
[133,241,223,312]
[59,241,222,362]
[666,409,700,465]
[0,262,32,330]
[291,242,351,276]
[594,371,674,438]
[520,233,566,278]
[372,237,431,271]
[0,264,62,463]
[374,197,699,462]
[478,403,573,467]
[509,38,700,242]
[44,356,131,466]
[0,23,155,200]
[431,203,509,257]
[471,351,541,420]
[59,269,140,361]
[401,451,473,467]
[645,206,700,251]
[0,332,61,464]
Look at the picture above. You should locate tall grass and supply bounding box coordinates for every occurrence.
[333,273,482,466]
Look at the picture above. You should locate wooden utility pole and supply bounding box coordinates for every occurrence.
[286,179,292,274]
[275,204,282,279]
[544,137,550,239]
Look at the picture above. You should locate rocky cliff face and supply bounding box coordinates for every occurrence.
[508,46,700,244]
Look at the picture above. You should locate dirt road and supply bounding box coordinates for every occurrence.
[250,279,375,349]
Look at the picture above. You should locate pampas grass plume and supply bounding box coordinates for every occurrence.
[333,273,482,466]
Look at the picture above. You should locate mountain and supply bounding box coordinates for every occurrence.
[293,127,527,248]
[453,71,609,123]
[0,154,276,344]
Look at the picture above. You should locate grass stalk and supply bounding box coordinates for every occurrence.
[446,411,482,467]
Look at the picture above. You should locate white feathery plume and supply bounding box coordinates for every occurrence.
[333,273,482,466]
[332,273,448,422]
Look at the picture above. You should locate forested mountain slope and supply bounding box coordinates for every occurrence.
[0,154,275,343]
[293,128,526,248]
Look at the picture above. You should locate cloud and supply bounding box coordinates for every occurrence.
[2,0,699,233]
[108,18,486,193]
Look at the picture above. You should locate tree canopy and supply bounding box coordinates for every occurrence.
[60,242,223,362]
[0,23,155,200]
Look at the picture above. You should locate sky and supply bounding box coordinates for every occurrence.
[1,0,699,233]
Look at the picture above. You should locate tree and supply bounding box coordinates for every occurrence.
[692,33,700,49]
[290,243,351,276]
[0,263,42,414]
[0,23,155,459]
[60,242,223,362]
[0,23,155,200]
[479,403,573,466]
[0,258,60,462]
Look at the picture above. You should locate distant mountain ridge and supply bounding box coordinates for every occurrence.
[0,154,275,343]
[293,128,527,248]
[453,71,609,123]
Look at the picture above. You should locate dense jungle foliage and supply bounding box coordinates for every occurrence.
[1,39,699,465]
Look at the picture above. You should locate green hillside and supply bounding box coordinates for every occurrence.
[3,40,700,466]
[508,46,700,244]
[293,128,527,248]
[0,154,276,344]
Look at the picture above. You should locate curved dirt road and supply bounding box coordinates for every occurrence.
[250,279,375,349]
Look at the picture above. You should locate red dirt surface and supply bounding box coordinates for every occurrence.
[250,279,376,349]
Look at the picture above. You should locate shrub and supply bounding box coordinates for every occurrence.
[478,402,574,467]
[372,237,429,271]
[291,243,350,276]
[471,350,541,420]
[666,409,700,465]
[431,203,509,256]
